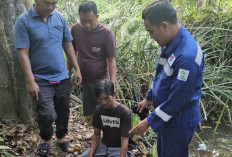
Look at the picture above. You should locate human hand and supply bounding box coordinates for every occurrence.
[73,70,82,86]
[27,81,40,101]
[131,104,149,120]
[129,118,149,137]
[137,99,150,113]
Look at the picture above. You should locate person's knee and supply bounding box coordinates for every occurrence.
[38,110,57,125]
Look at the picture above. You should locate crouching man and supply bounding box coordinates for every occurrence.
[79,79,133,157]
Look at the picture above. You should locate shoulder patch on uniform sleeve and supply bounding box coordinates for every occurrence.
[177,69,189,81]
[168,54,176,67]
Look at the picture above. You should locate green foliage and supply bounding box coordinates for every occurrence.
[0,146,11,150]
[213,92,232,140]
[56,0,79,25]
[150,142,157,157]
[0,145,14,157]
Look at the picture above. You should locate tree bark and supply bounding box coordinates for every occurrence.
[0,0,34,123]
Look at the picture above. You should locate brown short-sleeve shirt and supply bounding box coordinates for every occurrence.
[71,23,116,83]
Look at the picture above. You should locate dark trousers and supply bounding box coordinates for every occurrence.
[35,77,71,140]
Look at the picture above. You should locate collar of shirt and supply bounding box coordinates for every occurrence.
[160,25,185,58]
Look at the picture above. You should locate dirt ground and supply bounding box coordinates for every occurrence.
[0,98,94,157]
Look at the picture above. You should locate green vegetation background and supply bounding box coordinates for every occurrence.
[58,0,232,155]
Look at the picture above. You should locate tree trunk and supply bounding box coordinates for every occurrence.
[0,0,33,123]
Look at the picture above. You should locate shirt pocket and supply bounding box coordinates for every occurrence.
[51,25,63,41]
[90,42,104,57]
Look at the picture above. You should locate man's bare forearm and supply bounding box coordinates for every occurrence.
[108,57,116,85]
[120,137,129,157]
[17,48,34,83]
[88,132,100,157]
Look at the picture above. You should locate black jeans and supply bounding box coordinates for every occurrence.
[35,77,71,140]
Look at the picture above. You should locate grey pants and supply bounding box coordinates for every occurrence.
[35,77,71,140]
[78,141,132,157]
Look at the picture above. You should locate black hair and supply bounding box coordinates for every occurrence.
[78,1,98,15]
[95,79,114,97]
[142,0,177,26]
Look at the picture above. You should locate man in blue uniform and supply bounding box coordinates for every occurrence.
[129,1,204,157]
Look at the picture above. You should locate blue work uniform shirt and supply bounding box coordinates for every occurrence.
[146,26,204,132]
[14,5,72,81]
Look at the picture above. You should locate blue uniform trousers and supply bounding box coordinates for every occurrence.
[157,117,197,157]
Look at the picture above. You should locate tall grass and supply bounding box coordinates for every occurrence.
[189,26,232,123]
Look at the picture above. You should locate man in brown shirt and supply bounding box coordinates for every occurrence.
[70,1,116,125]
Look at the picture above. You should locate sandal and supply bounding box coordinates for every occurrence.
[56,141,74,153]
[37,143,50,156]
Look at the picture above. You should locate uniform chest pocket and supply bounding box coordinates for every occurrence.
[51,25,63,41]
[159,71,172,90]
[160,71,172,82]
[153,71,172,96]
